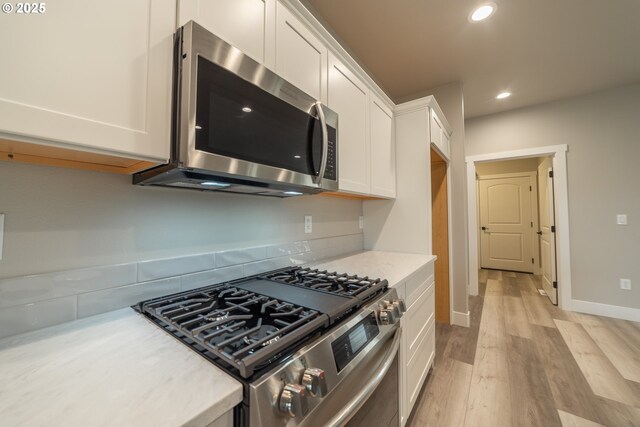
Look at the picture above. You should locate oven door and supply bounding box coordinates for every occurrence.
[300,328,401,427]
[178,22,338,192]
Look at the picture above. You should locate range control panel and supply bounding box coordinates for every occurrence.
[330,313,379,372]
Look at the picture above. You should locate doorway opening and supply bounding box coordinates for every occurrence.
[466,145,572,309]
[431,147,451,323]
[476,157,559,305]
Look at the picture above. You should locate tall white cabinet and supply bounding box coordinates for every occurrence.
[275,2,327,102]
[0,0,175,162]
[327,53,370,194]
[178,0,275,68]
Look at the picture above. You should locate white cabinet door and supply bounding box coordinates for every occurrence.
[178,0,275,68]
[370,95,396,198]
[275,1,327,101]
[328,53,370,194]
[430,108,450,160]
[0,0,175,161]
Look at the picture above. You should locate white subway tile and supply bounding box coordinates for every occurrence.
[215,247,267,268]
[77,278,181,319]
[243,258,290,276]
[181,266,245,292]
[0,263,137,308]
[138,254,214,282]
[0,296,77,339]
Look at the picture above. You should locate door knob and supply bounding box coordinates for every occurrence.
[481,226,489,231]
[537,231,543,235]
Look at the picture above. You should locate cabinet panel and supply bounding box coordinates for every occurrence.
[328,53,370,194]
[430,109,443,149]
[370,95,396,198]
[275,2,327,101]
[0,0,175,161]
[406,318,435,413]
[405,282,435,357]
[178,0,274,67]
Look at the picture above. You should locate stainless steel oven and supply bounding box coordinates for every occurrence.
[134,21,339,197]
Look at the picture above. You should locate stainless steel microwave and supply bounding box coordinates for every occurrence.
[134,21,339,197]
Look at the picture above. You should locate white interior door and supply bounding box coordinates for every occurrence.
[538,158,558,304]
[479,175,534,272]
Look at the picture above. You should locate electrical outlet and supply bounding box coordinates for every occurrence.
[616,214,628,225]
[0,213,4,260]
[620,278,631,290]
[304,215,312,234]
[359,216,364,230]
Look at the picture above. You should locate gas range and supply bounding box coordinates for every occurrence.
[134,266,405,426]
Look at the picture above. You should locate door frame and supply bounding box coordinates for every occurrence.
[477,171,540,274]
[466,144,572,309]
[429,146,454,324]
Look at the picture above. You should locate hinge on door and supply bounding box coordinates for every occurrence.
[553,281,558,289]
[532,258,535,264]
[551,225,556,233]
[531,221,533,227]
[529,185,532,191]
[549,170,554,178]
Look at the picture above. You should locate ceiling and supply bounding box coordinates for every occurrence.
[301,0,640,118]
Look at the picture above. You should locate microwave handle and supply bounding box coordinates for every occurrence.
[314,101,329,186]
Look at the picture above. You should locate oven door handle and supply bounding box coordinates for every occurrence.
[313,101,329,187]
[326,327,402,427]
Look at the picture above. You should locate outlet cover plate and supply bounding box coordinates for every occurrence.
[620,278,631,290]
[616,214,628,225]
[304,215,312,234]
[359,216,364,230]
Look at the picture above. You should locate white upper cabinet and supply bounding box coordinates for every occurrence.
[370,95,396,198]
[275,1,327,102]
[0,0,175,161]
[328,53,370,194]
[178,0,276,68]
[430,108,451,160]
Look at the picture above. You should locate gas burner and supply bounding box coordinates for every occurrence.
[244,324,280,348]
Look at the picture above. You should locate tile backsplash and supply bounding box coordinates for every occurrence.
[0,233,364,339]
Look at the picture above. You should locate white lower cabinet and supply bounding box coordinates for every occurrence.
[398,261,436,426]
[0,0,175,162]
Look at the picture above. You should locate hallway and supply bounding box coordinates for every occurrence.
[408,270,640,427]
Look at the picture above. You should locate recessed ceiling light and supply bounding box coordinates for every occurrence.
[496,92,511,99]
[470,3,496,22]
[242,106,252,113]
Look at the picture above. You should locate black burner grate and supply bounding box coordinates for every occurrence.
[138,284,328,378]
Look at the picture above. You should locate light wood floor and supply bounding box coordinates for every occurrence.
[407,269,640,427]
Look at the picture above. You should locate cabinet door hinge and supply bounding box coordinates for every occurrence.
[549,170,554,178]
[553,281,558,289]
[531,221,533,227]
[551,225,556,233]
[532,258,535,264]
[529,185,532,191]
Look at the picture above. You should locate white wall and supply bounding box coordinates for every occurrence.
[0,162,363,279]
[476,158,539,175]
[466,82,640,310]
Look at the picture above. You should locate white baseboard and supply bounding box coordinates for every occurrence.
[570,299,640,322]
[452,310,470,327]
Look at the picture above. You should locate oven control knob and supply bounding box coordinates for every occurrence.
[378,309,397,325]
[393,299,407,314]
[386,302,402,319]
[302,368,328,397]
[278,383,309,418]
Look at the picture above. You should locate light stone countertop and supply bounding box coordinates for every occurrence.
[0,308,242,427]
[311,250,436,288]
[0,250,434,427]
